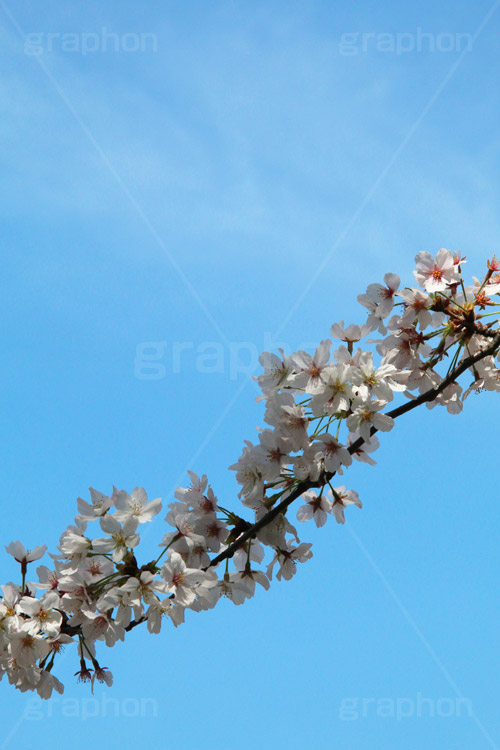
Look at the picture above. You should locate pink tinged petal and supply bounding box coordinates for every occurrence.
[143,497,162,520]
[314,509,328,528]
[76,498,94,517]
[131,487,148,505]
[19,597,41,617]
[332,505,346,524]
[89,487,112,507]
[186,471,208,494]
[415,250,433,267]
[253,571,270,590]
[182,570,206,587]
[5,540,27,560]
[330,321,346,339]
[384,273,400,290]
[37,671,64,699]
[168,551,186,572]
[42,612,63,636]
[435,247,453,268]
[249,542,265,565]
[99,515,120,535]
[122,517,140,536]
[425,277,446,292]
[315,339,332,366]
[373,414,394,432]
[126,534,140,549]
[91,537,115,553]
[5,541,47,563]
[296,505,314,523]
[146,607,162,634]
[174,585,196,607]
[41,591,60,610]
[27,545,47,561]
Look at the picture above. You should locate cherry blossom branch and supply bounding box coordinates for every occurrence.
[124,327,500,634]
[128,322,500,639]
[3,249,500,698]
[125,315,500,636]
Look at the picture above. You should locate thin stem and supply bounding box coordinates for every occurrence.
[152,534,181,566]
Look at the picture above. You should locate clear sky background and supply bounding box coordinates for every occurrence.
[1,1,500,748]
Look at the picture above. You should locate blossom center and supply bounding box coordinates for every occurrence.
[172,572,184,586]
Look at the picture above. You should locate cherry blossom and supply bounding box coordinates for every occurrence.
[92,516,140,562]
[330,320,371,343]
[314,434,352,474]
[346,399,395,441]
[358,272,400,323]
[145,597,185,633]
[210,575,253,605]
[309,364,356,415]
[160,551,214,607]
[18,592,62,637]
[113,488,162,524]
[296,490,333,527]
[5,541,47,566]
[267,542,313,581]
[414,248,461,292]
[292,339,331,392]
[76,488,114,523]
[329,486,362,525]
[397,288,435,330]
[254,349,294,396]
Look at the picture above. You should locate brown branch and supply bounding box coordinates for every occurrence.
[207,481,317,568]
[125,616,146,632]
[209,328,500,568]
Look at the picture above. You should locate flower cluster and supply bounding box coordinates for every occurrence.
[1,250,499,698]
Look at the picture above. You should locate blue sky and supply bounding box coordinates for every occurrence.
[1,1,500,748]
